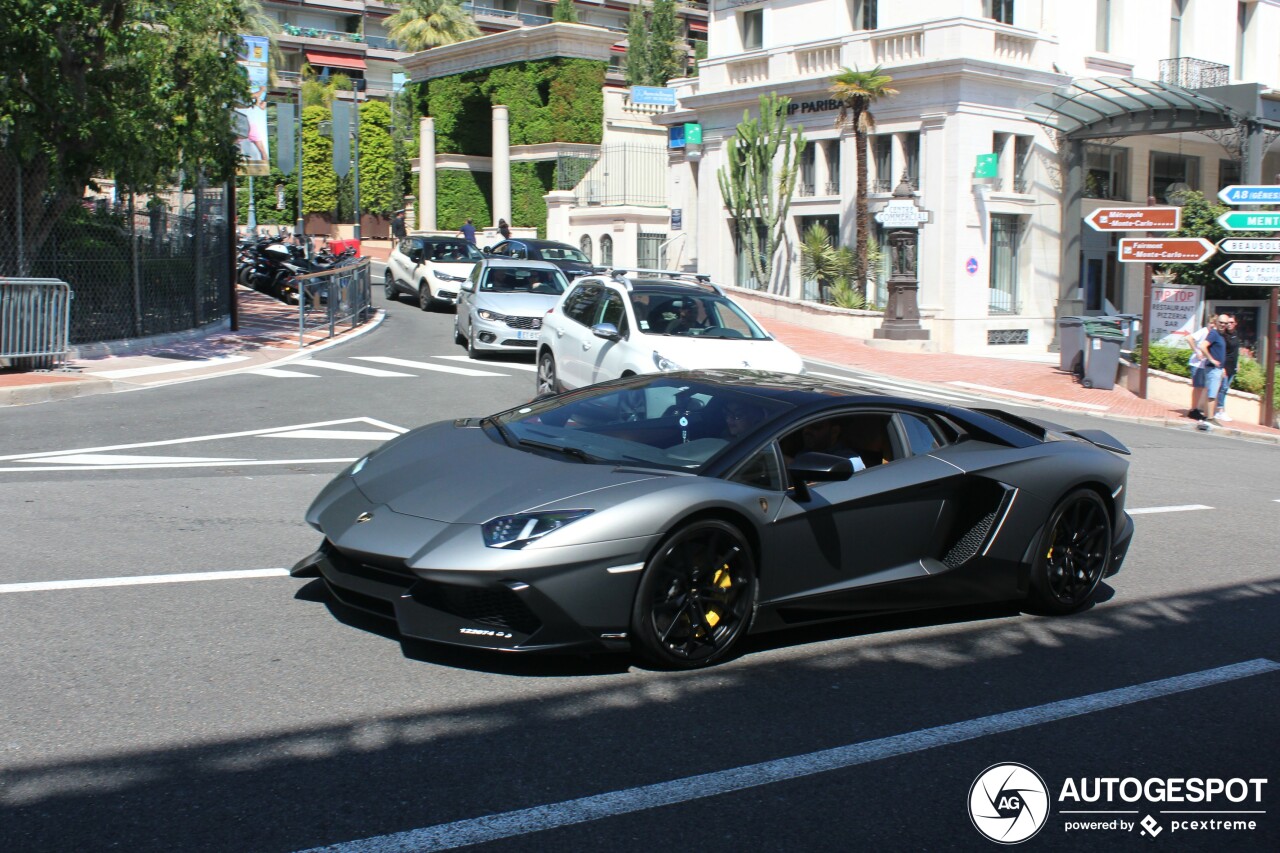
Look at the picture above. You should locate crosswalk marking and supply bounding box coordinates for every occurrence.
[250,367,319,378]
[436,355,540,372]
[95,355,251,379]
[1127,505,1213,515]
[34,454,249,466]
[949,381,1110,411]
[807,369,1004,406]
[354,356,510,377]
[261,429,398,441]
[295,359,415,377]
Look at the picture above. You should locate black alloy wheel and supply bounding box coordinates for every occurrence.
[536,351,559,396]
[418,282,433,312]
[467,329,482,359]
[1028,488,1112,614]
[454,320,466,347]
[631,520,757,669]
[384,273,398,302]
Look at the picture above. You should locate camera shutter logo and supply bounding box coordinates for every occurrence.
[969,763,1050,844]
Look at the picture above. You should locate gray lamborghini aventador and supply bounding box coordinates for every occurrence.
[293,370,1134,668]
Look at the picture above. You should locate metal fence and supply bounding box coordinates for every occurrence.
[0,155,232,348]
[559,144,669,208]
[0,279,72,368]
[295,259,372,347]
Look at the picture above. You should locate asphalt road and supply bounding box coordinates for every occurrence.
[2,291,1277,852]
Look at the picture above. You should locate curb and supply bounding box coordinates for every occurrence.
[0,375,118,408]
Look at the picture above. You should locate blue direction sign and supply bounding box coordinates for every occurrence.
[1218,185,1280,205]
[1217,211,1280,231]
[630,86,677,106]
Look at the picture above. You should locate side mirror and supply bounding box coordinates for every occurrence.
[481,245,493,254]
[461,280,475,293]
[786,451,853,502]
[410,248,424,264]
[591,322,621,342]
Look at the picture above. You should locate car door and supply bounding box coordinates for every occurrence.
[457,265,482,338]
[551,282,604,389]
[757,409,963,616]
[587,289,632,383]
[390,237,420,288]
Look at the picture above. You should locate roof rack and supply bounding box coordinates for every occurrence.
[607,268,723,295]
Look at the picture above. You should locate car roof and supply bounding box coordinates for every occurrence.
[479,258,561,270]
[508,238,576,250]
[407,231,460,238]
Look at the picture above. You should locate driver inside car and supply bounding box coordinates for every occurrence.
[665,298,710,335]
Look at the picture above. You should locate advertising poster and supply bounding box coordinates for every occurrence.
[1149,283,1203,346]
[236,34,271,176]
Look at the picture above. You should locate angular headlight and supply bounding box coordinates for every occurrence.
[482,510,593,549]
[433,270,465,282]
[652,351,684,372]
[477,309,501,322]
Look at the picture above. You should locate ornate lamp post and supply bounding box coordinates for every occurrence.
[873,177,930,341]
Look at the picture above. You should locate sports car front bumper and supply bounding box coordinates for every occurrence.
[291,538,648,653]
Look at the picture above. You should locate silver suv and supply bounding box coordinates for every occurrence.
[385,232,485,311]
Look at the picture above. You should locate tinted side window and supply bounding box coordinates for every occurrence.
[730,444,784,491]
[562,284,602,326]
[596,291,628,335]
[898,413,944,456]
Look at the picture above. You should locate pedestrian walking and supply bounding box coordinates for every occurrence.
[1196,317,1227,430]
[391,209,407,241]
[458,217,477,245]
[1214,313,1243,422]
[498,218,511,240]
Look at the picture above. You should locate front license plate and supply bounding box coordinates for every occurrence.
[514,329,538,341]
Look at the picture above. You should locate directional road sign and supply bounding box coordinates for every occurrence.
[1085,207,1181,231]
[1117,237,1215,264]
[1218,185,1280,205]
[1215,262,1280,285]
[1217,238,1280,254]
[1217,211,1280,231]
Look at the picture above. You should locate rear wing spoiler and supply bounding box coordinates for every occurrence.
[970,408,1130,455]
[1063,429,1131,455]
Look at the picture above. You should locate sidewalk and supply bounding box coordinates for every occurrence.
[2,285,1277,442]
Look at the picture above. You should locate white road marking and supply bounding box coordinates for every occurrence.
[807,370,995,405]
[0,568,291,594]
[0,458,357,473]
[297,360,415,377]
[260,430,398,441]
[296,659,1280,853]
[354,356,510,377]
[0,417,406,463]
[93,355,251,379]
[1127,504,1214,515]
[948,382,1111,411]
[436,355,540,372]
[31,454,249,466]
[249,367,320,378]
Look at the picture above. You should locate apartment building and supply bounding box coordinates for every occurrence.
[651,0,1280,355]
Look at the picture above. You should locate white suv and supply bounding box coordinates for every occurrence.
[385,232,485,311]
[535,270,805,395]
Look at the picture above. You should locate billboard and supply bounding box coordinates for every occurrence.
[236,34,271,177]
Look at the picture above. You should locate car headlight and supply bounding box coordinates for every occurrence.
[477,309,501,322]
[652,351,684,372]
[433,270,466,282]
[482,510,593,549]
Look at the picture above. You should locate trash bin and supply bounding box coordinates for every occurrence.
[1058,316,1086,376]
[1116,313,1141,351]
[1081,319,1127,389]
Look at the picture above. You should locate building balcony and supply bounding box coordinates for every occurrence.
[697,17,1055,92]
[1158,57,1229,90]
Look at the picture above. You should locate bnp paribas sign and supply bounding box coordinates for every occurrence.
[786,99,843,116]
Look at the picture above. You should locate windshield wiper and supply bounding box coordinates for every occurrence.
[517,438,600,463]
[482,416,515,447]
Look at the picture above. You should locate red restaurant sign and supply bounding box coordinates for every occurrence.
[1085,207,1182,231]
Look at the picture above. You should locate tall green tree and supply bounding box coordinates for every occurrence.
[647,0,684,84]
[0,0,250,269]
[829,65,898,297]
[552,0,579,23]
[386,0,480,52]
[624,5,650,86]
[301,105,337,216]
[357,100,398,217]
[717,94,805,292]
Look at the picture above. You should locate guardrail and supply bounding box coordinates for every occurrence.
[293,259,373,347]
[0,278,74,369]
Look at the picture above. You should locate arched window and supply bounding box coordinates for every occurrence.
[580,234,593,263]
[599,234,613,267]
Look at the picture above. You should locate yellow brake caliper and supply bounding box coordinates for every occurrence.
[704,565,733,628]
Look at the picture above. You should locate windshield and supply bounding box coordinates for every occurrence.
[536,245,591,264]
[629,291,770,340]
[422,239,484,262]
[482,266,568,294]
[489,378,793,471]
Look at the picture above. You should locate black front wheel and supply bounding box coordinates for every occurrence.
[1027,489,1111,614]
[384,273,398,302]
[631,520,757,669]
[418,283,433,312]
[536,351,560,396]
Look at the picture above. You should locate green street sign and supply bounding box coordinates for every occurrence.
[1217,211,1280,231]
[684,123,703,145]
[974,153,999,179]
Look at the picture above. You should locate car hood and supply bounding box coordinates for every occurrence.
[645,336,806,373]
[354,422,662,523]
[426,259,478,276]
[474,291,562,316]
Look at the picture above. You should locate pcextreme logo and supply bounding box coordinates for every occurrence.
[969,763,1051,844]
[969,764,1270,843]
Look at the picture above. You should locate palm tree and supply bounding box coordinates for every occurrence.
[829,65,898,298]
[386,0,480,52]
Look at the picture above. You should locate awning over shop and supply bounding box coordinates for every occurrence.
[1025,76,1239,140]
[304,50,367,71]
[689,21,708,33]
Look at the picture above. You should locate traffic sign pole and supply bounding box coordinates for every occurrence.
[1265,290,1277,428]
[1137,196,1158,400]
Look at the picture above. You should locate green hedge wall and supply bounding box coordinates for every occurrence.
[437,171,491,236]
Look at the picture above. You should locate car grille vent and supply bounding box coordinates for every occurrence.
[500,339,538,348]
[942,510,998,568]
[505,316,541,330]
[418,582,542,635]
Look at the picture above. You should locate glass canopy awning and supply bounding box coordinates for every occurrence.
[1025,76,1240,140]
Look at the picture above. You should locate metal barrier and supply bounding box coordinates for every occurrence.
[294,258,373,347]
[1,278,74,368]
